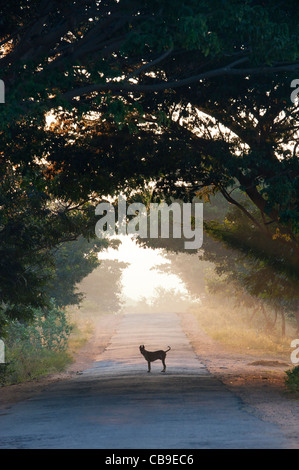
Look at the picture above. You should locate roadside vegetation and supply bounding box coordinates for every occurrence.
[0,302,73,385]
[285,366,299,394]
[190,296,295,360]
[146,194,299,394]
[0,240,126,386]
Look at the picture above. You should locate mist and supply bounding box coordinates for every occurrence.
[73,235,298,362]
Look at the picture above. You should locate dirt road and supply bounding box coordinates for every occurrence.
[0,312,293,449]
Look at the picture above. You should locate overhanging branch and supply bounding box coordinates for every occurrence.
[63,58,299,100]
[220,186,267,234]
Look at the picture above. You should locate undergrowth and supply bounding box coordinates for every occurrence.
[285,366,299,394]
[191,297,295,360]
[1,301,73,385]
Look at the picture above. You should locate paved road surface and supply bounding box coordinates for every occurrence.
[0,313,289,448]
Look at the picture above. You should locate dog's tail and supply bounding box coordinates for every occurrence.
[165,346,171,352]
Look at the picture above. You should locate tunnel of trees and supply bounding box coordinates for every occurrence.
[0,0,299,338]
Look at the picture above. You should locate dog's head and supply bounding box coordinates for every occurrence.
[139,345,145,354]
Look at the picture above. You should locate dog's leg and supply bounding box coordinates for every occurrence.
[161,358,166,372]
[147,361,151,373]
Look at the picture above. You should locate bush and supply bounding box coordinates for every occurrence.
[8,301,72,351]
[285,366,299,393]
[1,301,73,385]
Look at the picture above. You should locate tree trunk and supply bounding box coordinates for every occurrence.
[249,306,259,324]
[280,312,286,337]
[271,309,278,329]
[294,311,299,336]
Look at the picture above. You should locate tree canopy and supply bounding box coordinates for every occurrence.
[1,0,299,324]
[1,1,299,233]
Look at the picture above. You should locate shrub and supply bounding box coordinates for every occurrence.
[285,366,299,393]
[8,300,72,351]
[1,301,72,384]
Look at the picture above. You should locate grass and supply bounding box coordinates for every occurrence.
[65,300,99,355]
[0,298,114,386]
[191,297,299,396]
[190,297,296,360]
[2,348,73,385]
[0,303,98,386]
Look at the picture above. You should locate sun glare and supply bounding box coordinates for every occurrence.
[98,235,189,302]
